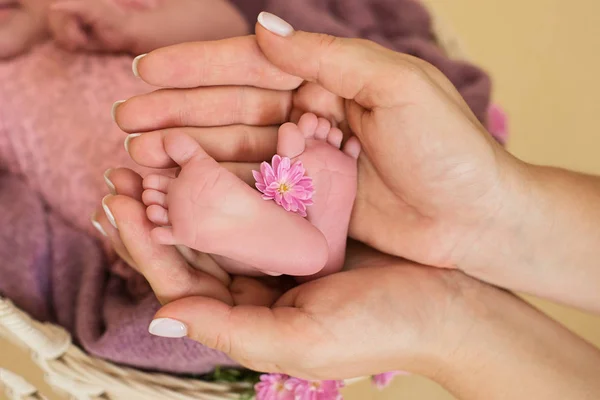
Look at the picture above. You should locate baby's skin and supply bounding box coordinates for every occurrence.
[141,113,361,279]
[49,0,249,54]
[0,0,248,59]
[0,0,251,255]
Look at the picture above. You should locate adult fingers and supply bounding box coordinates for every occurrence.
[132,36,303,90]
[91,207,135,268]
[255,13,412,109]
[103,194,233,305]
[103,167,144,199]
[126,125,277,167]
[114,86,292,133]
[255,13,481,126]
[92,167,145,268]
[149,296,314,369]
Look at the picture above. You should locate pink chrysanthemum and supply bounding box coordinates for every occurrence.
[285,378,344,400]
[255,374,295,400]
[372,371,408,389]
[253,155,315,217]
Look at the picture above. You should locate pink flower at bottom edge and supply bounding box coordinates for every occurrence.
[372,371,409,389]
[285,378,344,400]
[255,374,295,400]
[253,155,314,217]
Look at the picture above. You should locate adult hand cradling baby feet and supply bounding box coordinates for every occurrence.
[102,12,600,399]
[96,168,546,392]
[112,13,600,307]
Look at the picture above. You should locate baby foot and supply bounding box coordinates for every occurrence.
[277,113,361,279]
[141,131,328,276]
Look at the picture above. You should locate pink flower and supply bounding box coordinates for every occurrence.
[253,155,314,217]
[372,371,408,389]
[255,374,295,400]
[285,378,344,400]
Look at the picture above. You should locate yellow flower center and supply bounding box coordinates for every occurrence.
[278,182,291,193]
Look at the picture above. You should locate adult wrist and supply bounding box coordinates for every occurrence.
[428,276,600,399]
[396,270,496,380]
[458,152,600,311]
[455,152,540,281]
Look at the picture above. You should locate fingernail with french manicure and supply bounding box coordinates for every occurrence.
[104,169,116,194]
[257,12,294,37]
[102,195,117,229]
[124,134,141,153]
[149,318,188,338]
[91,214,108,237]
[111,100,125,123]
[132,54,147,78]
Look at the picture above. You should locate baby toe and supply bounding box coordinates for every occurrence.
[146,204,170,226]
[142,189,167,207]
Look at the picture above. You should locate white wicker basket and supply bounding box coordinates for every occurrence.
[0,7,465,400]
[0,298,253,400]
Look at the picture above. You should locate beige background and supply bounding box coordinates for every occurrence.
[2,0,600,398]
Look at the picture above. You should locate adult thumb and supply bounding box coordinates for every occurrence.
[149,297,303,366]
[255,12,417,109]
[255,12,480,120]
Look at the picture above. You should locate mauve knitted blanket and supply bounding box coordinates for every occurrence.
[0,0,494,374]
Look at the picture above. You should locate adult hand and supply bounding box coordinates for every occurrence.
[91,167,468,380]
[112,29,522,288]
[113,14,600,312]
[93,154,600,400]
[148,252,600,400]
[104,210,600,400]
[91,177,477,380]
[92,170,600,400]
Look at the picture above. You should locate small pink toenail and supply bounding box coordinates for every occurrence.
[253,155,314,217]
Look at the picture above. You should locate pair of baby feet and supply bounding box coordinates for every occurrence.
[138,113,360,279]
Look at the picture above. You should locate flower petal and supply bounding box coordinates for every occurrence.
[252,170,263,182]
[277,157,291,181]
[274,191,283,206]
[288,161,306,184]
[271,155,282,174]
[297,202,307,217]
[260,161,276,183]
